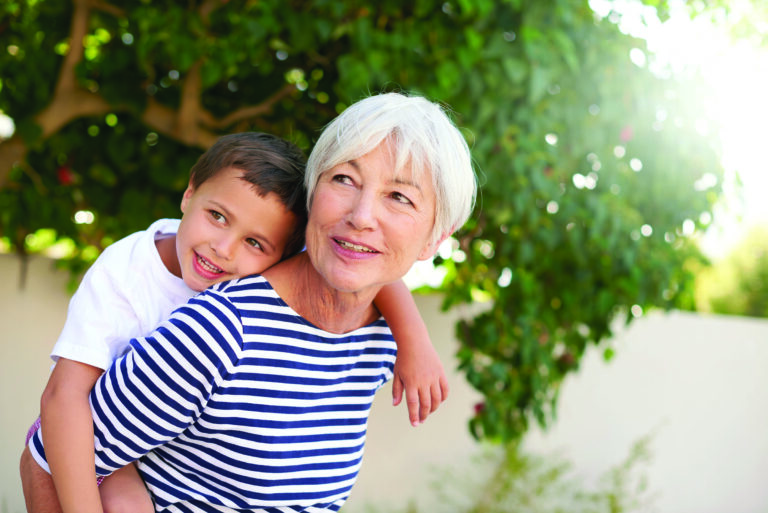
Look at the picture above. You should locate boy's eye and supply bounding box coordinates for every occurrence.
[210,210,226,223]
[245,238,262,250]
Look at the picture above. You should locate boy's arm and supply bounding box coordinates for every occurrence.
[374,280,449,427]
[40,358,105,513]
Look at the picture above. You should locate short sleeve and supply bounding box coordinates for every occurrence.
[51,256,139,370]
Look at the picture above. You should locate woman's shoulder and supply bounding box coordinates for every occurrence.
[205,274,277,300]
[196,274,283,314]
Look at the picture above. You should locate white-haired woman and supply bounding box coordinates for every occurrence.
[40,92,476,512]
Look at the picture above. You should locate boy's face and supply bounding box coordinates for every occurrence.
[176,166,298,292]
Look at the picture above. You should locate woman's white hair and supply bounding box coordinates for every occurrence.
[305,92,477,244]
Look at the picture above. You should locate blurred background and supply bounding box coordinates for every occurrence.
[1,0,767,512]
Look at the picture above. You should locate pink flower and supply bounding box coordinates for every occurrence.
[620,125,634,142]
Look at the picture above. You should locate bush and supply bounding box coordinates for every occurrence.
[362,434,656,513]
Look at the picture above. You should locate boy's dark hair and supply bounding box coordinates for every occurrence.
[189,132,307,259]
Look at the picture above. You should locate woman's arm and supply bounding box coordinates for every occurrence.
[39,359,104,513]
[374,280,449,426]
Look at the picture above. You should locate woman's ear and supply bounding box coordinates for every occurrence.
[417,231,450,261]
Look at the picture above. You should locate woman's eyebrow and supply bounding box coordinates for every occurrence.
[392,177,421,190]
[346,158,422,191]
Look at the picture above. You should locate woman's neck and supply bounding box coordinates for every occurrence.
[263,253,380,334]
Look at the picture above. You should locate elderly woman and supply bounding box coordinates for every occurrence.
[40,92,475,511]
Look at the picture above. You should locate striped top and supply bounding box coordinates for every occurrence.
[89,275,396,512]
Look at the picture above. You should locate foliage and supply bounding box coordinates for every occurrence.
[362,434,656,513]
[696,225,768,318]
[0,0,725,441]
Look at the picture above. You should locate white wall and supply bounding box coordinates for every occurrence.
[2,253,768,513]
[522,310,768,513]
[1,255,71,513]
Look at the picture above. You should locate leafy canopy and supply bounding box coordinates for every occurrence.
[0,0,724,441]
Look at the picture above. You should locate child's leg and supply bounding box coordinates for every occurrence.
[19,446,63,513]
[99,463,154,513]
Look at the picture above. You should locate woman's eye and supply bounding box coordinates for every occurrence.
[332,174,353,185]
[210,210,226,223]
[246,238,262,250]
[391,192,413,205]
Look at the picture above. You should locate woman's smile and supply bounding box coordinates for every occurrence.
[333,237,379,255]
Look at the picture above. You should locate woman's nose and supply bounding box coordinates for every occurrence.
[347,191,377,231]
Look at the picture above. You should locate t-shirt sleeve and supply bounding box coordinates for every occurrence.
[89,290,244,475]
[51,251,138,370]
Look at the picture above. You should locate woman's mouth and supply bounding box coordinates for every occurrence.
[335,238,377,253]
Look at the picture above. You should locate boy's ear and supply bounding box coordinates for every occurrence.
[180,182,195,213]
[417,231,450,261]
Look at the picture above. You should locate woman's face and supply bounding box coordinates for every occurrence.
[305,141,439,297]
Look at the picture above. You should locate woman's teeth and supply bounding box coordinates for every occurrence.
[337,240,375,253]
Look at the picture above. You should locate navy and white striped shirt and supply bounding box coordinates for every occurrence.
[88,275,396,512]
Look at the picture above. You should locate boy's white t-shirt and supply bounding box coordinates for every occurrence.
[51,218,197,370]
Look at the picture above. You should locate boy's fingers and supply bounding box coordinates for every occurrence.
[440,376,450,401]
[418,388,431,423]
[406,387,422,426]
[430,382,443,413]
[392,377,404,406]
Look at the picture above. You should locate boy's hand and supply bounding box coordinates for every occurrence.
[391,341,449,426]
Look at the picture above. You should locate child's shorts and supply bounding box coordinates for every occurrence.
[25,417,42,446]
[25,417,105,485]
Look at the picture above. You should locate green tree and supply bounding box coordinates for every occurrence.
[0,0,725,441]
[697,225,768,318]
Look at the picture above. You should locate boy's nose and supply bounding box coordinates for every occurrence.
[211,235,237,260]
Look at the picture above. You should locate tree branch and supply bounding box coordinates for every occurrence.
[176,60,204,143]
[35,90,113,140]
[88,0,124,17]
[199,0,224,24]
[0,136,29,188]
[55,0,90,96]
[142,97,219,149]
[205,83,297,129]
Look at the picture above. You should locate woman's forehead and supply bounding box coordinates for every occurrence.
[355,140,431,180]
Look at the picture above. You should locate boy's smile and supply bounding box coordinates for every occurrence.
[166,166,298,292]
[192,252,225,279]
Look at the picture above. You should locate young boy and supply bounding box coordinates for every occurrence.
[20,132,447,513]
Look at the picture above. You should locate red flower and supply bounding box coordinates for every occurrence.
[57,166,75,186]
[474,402,485,416]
